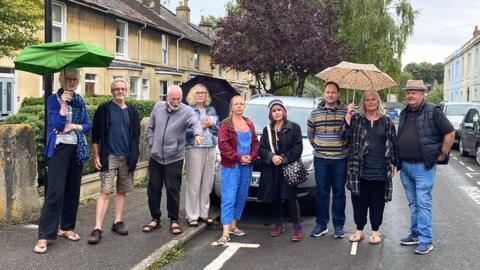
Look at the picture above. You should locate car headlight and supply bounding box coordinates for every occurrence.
[303,155,314,171]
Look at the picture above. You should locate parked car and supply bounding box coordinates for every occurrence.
[213,95,317,202]
[458,107,480,165]
[440,102,480,145]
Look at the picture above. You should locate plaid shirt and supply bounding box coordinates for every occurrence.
[343,114,398,202]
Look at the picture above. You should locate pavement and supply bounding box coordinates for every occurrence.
[0,186,219,270]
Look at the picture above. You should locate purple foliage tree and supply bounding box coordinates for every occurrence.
[211,0,350,96]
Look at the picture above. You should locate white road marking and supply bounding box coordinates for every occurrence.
[205,242,260,270]
[459,161,465,166]
[452,156,458,160]
[350,242,358,256]
[460,186,480,205]
[24,224,38,229]
[467,166,475,172]
[466,173,480,178]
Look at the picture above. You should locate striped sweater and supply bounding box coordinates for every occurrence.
[307,100,348,159]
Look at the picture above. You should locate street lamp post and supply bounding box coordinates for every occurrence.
[43,0,53,192]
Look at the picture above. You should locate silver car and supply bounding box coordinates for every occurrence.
[213,95,317,202]
[440,102,480,145]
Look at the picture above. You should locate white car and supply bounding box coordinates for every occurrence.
[213,95,317,202]
[440,102,480,145]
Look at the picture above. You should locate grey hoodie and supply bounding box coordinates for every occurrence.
[145,101,202,165]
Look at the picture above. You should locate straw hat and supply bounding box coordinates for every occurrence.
[403,80,426,91]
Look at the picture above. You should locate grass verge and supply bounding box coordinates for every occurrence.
[146,242,184,269]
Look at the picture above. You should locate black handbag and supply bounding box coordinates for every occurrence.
[266,125,308,187]
[282,159,308,187]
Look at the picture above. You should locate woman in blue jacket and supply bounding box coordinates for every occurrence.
[184,84,219,227]
[34,69,91,254]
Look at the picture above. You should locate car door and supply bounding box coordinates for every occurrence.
[463,109,478,153]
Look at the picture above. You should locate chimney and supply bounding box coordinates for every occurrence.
[199,16,213,38]
[176,0,190,24]
[142,0,161,13]
[474,25,480,37]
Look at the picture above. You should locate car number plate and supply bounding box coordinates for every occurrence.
[250,176,260,186]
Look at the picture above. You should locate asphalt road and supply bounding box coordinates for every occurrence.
[164,150,480,270]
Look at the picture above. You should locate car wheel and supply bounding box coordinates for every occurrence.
[459,139,468,157]
[476,145,480,166]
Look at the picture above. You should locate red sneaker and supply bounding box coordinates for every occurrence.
[269,224,285,237]
[291,229,302,242]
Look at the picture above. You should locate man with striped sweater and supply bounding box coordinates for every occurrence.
[307,81,349,239]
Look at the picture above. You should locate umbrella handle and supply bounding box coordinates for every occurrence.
[353,89,356,104]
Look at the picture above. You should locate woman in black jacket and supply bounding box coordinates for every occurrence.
[258,99,303,242]
[344,90,397,244]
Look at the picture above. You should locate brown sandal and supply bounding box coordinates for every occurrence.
[215,235,230,247]
[57,230,81,241]
[142,219,160,233]
[33,239,48,254]
[170,221,182,235]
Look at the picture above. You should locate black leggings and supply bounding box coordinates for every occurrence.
[351,180,386,231]
[272,199,301,229]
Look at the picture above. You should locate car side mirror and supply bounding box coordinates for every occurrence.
[464,122,474,129]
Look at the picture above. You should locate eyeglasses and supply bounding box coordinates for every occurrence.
[196,92,207,96]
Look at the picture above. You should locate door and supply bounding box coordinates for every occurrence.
[0,77,14,120]
[463,109,478,153]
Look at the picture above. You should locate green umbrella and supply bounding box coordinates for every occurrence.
[14,40,113,75]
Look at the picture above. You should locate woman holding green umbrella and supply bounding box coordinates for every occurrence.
[34,68,91,254]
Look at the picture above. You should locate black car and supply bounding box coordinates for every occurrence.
[458,107,480,165]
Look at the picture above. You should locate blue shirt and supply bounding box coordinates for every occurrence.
[108,102,130,156]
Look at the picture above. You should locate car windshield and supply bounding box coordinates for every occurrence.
[445,105,478,116]
[244,104,312,137]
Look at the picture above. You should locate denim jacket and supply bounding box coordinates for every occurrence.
[186,105,219,149]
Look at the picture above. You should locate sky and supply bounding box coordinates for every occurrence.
[164,0,480,66]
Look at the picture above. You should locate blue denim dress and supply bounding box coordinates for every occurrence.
[220,130,253,225]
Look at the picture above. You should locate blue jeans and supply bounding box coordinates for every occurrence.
[314,157,347,228]
[400,161,436,243]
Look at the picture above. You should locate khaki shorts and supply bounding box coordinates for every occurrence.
[100,155,133,193]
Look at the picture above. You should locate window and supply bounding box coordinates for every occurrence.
[116,20,128,57]
[236,71,240,81]
[173,81,182,85]
[52,1,66,41]
[219,66,224,78]
[159,80,168,101]
[129,77,139,100]
[84,73,97,95]
[193,46,199,69]
[0,78,14,119]
[142,79,149,100]
[162,34,169,65]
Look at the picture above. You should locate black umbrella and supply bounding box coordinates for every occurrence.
[181,75,240,121]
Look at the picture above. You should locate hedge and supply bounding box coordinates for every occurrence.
[3,95,155,186]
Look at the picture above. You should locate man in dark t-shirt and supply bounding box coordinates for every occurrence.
[88,78,141,244]
[397,80,454,255]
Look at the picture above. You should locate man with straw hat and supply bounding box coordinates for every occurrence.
[397,79,454,254]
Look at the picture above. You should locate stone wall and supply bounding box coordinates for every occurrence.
[0,124,41,223]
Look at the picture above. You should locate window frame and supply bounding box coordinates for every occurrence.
[161,34,169,65]
[116,20,129,58]
[129,76,140,100]
[52,1,67,42]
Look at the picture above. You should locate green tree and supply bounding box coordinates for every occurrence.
[426,84,444,104]
[403,62,444,84]
[335,0,417,98]
[0,0,43,58]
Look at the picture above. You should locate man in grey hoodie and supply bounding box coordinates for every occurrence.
[143,85,203,235]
